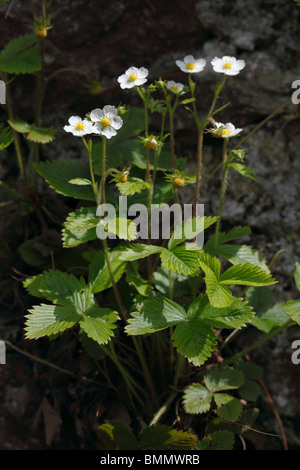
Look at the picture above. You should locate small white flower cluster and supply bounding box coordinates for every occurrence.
[175,54,245,76]
[64,55,245,139]
[64,105,123,139]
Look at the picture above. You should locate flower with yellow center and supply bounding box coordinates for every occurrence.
[165,80,185,95]
[211,56,245,76]
[63,116,95,137]
[175,55,206,74]
[118,66,149,89]
[90,105,123,139]
[210,122,243,138]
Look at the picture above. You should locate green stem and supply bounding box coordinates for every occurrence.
[149,390,178,426]
[101,135,106,205]
[173,353,186,387]
[82,137,98,200]
[214,138,229,246]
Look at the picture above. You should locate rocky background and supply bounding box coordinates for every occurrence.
[0,0,300,450]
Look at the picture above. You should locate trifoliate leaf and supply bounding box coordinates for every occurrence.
[215,244,270,273]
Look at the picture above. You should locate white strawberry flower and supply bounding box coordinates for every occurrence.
[90,105,123,139]
[211,56,245,76]
[63,116,95,137]
[117,66,149,89]
[210,122,243,138]
[175,55,206,74]
[165,80,185,95]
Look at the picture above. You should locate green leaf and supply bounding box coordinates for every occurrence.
[139,425,197,450]
[119,243,164,261]
[236,361,263,380]
[197,431,235,450]
[214,394,243,422]
[245,286,273,315]
[62,207,98,248]
[25,304,81,339]
[0,34,41,74]
[204,366,244,393]
[125,296,186,335]
[294,262,300,292]
[230,162,256,181]
[252,302,292,333]
[160,245,200,276]
[284,301,300,325]
[100,217,137,241]
[85,248,127,294]
[34,160,95,200]
[8,118,32,133]
[27,126,56,144]
[188,294,254,329]
[79,307,119,345]
[115,177,150,196]
[0,125,13,150]
[215,244,270,273]
[97,420,139,450]
[205,225,251,251]
[125,263,152,297]
[219,263,276,287]
[183,383,212,415]
[168,216,217,251]
[172,320,217,366]
[69,178,92,186]
[198,251,234,308]
[239,379,261,402]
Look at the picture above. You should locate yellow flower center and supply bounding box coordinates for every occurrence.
[129,73,138,82]
[170,86,179,93]
[221,129,232,136]
[75,122,85,131]
[101,117,111,127]
[186,62,195,70]
[223,62,232,69]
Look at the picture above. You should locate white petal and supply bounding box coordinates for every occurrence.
[134,77,147,86]
[92,123,103,134]
[138,67,149,78]
[102,127,117,139]
[183,54,195,63]
[103,105,117,117]
[90,108,103,122]
[111,115,123,130]
[126,66,139,76]
[235,59,246,70]
[63,125,74,133]
[68,116,81,126]
[175,60,185,69]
